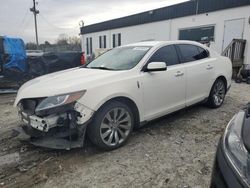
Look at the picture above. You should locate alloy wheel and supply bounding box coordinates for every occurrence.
[100,107,132,147]
[212,80,225,106]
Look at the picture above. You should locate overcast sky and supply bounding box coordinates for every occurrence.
[0,0,188,44]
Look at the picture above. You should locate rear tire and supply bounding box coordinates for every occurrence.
[206,79,226,108]
[246,77,250,85]
[87,101,134,150]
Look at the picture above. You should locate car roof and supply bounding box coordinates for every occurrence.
[125,41,164,47]
[124,40,206,47]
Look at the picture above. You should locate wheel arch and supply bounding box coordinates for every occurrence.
[96,96,141,129]
[206,75,228,108]
[216,75,228,92]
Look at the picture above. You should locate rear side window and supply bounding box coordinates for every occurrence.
[177,44,209,63]
[197,46,209,59]
[148,45,179,66]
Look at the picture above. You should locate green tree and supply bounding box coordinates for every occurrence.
[56,34,69,45]
[26,42,37,50]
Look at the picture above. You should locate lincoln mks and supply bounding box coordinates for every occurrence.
[14,41,232,150]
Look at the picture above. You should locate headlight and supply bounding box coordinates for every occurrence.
[35,90,86,114]
[223,110,250,186]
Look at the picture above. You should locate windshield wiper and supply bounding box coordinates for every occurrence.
[89,67,116,70]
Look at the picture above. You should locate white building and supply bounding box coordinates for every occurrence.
[80,0,250,65]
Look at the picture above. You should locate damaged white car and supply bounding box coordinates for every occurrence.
[14,41,232,150]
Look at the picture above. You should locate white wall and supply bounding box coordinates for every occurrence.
[82,21,171,52]
[169,6,250,64]
[82,6,250,64]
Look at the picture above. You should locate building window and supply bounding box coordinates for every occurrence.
[113,33,121,48]
[99,35,106,48]
[179,25,215,42]
[86,37,92,55]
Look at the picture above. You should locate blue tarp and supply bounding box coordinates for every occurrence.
[3,37,27,72]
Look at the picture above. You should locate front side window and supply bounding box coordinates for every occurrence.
[86,46,151,70]
[148,45,179,66]
[177,44,209,63]
[197,46,209,59]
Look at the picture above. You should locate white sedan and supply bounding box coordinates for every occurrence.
[14,41,232,150]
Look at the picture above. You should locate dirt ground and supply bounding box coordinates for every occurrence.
[0,82,249,188]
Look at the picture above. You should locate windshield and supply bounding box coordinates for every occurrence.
[86,46,151,70]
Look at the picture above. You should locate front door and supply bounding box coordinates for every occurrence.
[141,45,186,121]
[223,18,245,50]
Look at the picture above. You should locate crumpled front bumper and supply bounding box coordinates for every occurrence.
[19,110,67,132]
[14,102,95,150]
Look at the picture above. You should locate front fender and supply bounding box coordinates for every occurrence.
[77,81,145,122]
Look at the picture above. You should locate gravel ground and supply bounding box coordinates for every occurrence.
[0,82,249,188]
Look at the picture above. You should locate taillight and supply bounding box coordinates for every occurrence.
[80,53,86,65]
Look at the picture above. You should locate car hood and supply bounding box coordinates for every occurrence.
[14,67,125,106]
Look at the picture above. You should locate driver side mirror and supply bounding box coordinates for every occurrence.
[145,62,167,72]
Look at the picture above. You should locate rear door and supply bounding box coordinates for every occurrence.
[176,44,215,106]
[141,45,186,120]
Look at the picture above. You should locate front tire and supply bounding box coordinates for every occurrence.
[206,79,226,108]
[87,101,134,150]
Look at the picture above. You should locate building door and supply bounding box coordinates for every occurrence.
[222,18,245,50]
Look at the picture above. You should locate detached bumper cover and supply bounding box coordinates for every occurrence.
[13,124,87,150]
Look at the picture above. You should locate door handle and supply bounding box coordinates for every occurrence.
[206,65,214,70]
[175,71,184,77]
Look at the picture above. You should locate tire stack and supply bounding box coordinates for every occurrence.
[235,64,250,84]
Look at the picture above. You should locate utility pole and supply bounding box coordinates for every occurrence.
[30,0,39,49]
[195,0,199,15]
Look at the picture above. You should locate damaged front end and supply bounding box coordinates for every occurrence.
[14,91,94,150]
